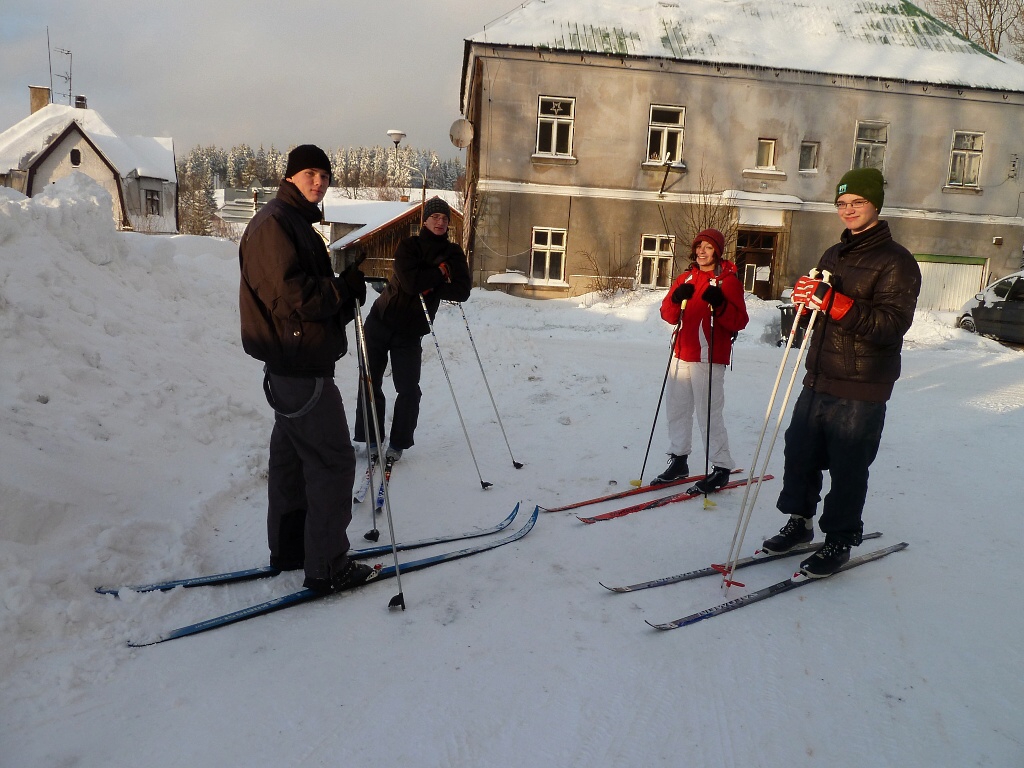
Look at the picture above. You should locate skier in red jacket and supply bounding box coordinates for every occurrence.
[653,229,749,491]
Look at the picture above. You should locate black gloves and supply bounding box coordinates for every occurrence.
[702,284,725,309]
[671,283,695,304]
[339,265,367,306]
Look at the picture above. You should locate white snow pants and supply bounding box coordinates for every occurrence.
[665,359,734,468]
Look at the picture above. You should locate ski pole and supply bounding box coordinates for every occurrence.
[701,281,717,510]
[353,303,406,610]
[717,270,830,592]
[419,294,492,489]
[455,302,523,469]
[355,330,382,542]
[631,305,685,487]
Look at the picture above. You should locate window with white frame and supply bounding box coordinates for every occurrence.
[854,121,888,170]
[756,139,777,169]
[145,190,161,216]
[947,131,984,188]
[531,227,567,283]
[536,97,575,156]
[637,235,675,288]
[647,106,685,163]
[799,141,819,172]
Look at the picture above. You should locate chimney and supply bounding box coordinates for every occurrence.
[74,95,88,109]
[29,85,51,114]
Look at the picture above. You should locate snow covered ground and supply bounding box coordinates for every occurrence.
[2,175,1021,767]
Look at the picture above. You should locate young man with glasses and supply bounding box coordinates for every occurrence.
[761,167,921,577]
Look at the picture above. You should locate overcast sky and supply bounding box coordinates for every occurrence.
[1,1,524,160]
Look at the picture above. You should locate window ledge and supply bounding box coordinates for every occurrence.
[642,161,688,172]
[531,154,577,166]
[742,168,788,180]
[798,168,819,175]
[941,185,983,195]
[527,280,571,289]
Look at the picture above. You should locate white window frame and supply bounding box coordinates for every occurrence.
[535,96,575,157]
[636,235,675,289]
[947,131,984,188]
[530,227,567,284]
[647,105,685,164]
[853,121,888,171]
[756,138,777,169]
[799,141,819,172]
[144,189,161,216]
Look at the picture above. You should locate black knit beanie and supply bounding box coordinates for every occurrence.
[422,197,451,220]
[285,144,332,180]
[835,167,884,211]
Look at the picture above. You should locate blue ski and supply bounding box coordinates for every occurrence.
[599,531,883,592]
[126,505,539,646]
[96,504,520,595]
[353,454,378,503]
[645,541,908,630]
[374,455,396,511]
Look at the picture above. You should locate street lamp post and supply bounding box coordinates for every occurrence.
[386,130,405,191]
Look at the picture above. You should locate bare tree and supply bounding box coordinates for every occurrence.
[667,164,738,266]
[577,248,637,299]
[924,0,1024,60]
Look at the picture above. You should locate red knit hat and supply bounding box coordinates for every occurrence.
[692,229,725,259]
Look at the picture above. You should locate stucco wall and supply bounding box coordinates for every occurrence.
[31,133,124,225]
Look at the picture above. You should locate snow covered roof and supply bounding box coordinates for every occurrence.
[324,191,463,250]
[469,0,1024,92]
[0,103,176,181]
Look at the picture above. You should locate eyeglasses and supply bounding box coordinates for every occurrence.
[835,199,871,211]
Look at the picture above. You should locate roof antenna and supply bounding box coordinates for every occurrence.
[47,28,73,106]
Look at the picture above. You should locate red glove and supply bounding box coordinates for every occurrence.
[438,262,452,283]
[792,276,853,320]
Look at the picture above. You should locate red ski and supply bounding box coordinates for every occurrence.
[577,474,774,524]
[541,469,742,513]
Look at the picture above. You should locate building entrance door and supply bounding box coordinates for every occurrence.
[735,231,777,300]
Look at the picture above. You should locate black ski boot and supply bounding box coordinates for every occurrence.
[651,454,689,485]
[304,561,379,594]
[761,514,814,554]
[799,538,852,578]
[689,466,731,495]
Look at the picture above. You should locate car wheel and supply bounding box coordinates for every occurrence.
[958,315,977,333]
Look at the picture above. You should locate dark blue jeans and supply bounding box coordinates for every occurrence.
[776,388,887,545]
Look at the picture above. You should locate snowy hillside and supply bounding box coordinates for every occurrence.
[1,175,1021,766]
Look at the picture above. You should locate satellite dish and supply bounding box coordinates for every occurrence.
[449,118,474,149]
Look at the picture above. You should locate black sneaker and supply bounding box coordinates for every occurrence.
[761,515,814,554]
[304,561,379,594]
[651,454,689,485]
[799,538,851,578]
[689,466,731,494]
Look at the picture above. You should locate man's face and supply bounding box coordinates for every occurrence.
[287,168,330,204]
[835,193,879,235]
[424,212,449,236]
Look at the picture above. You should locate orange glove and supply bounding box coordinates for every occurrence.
[793,276,852,320]
[438,262,452,283]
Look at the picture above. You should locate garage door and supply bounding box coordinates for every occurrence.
[914,255,988,312]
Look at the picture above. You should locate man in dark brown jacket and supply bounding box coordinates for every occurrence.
[239,144,376,594]
[761,167,921,577]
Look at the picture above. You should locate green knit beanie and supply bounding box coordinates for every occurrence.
[835,167,884,211]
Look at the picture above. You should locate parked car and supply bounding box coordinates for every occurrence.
[956,269,1024,343]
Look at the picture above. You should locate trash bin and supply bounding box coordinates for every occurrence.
[777,304,806,347]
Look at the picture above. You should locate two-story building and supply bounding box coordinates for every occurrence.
[0,86,178,233]
[459,0,1024,309]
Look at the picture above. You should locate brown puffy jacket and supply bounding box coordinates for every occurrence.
[803,221,921,402]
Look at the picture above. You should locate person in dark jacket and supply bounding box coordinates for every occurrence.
[353,196,472,461]
[239,144,376,594]
[654,229,749,490]
[761,167,921,577]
